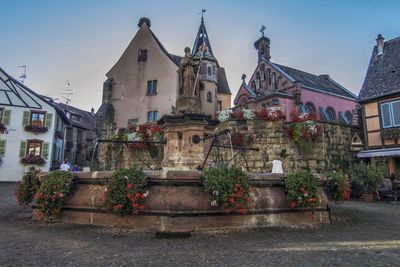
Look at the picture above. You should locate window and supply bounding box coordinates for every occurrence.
[345,111,353,123]
[326,107,336,121]
[381,100,400,128]
[267,69,271,86]
[207,66,212,76]
[305,102,316,114]
[147,80,158,95]
[66,128,73,141]
[271,73,277,90]
[138,49,148,62]
[30,112,45,127]
[217,101,222,112]
[27,140,42,156]
[207,91,212,102]
[77,130,83,144]
[147,111,158,122]
[200,63,207,75]
[0,108,3,122]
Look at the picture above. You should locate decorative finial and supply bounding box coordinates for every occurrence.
[241,74,247,83]
[201,9,206,22]
[260,25,266,37]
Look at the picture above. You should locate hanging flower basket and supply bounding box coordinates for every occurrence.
[25,125,48,134]
[55,131,64,140]
[21,155,46,165]
[76,143,84,152]
[65,141,74,150]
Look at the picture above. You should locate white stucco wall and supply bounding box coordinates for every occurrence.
[0,101,56,181]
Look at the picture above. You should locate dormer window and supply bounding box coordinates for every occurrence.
[138,49,148,62]
[70,114,81,122]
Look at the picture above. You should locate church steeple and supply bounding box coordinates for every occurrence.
[192,14,214,57]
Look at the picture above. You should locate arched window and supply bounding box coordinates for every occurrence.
[251,80,256,89]
[260,64,265,71]
[305,102,316,114]
[271,73,277,90]
[326,107,336,121]
[267,69,271,86]
[345,111,353,123]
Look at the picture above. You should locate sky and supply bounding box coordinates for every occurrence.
[1,0,400,111]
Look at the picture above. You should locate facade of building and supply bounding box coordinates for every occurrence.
[357,35,400,175]
[0,67,69,181]
[233,33,357,124]
[53,103,96,168]
[96,17,231,134]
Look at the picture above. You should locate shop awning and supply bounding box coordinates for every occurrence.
[357,147,400,158]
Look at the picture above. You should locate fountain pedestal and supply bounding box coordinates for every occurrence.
[159,113,217,170]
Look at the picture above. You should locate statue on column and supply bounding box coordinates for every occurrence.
[176,47,202,114]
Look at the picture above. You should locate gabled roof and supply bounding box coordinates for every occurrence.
[358,36,400,102]
[192,18,214,57]
[0,67,70,123]
[148,28,182,67]
[273,63,357,100]
[54,102,95,131]
[217,67,231,95]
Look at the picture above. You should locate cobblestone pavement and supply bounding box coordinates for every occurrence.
[1,183,400,266]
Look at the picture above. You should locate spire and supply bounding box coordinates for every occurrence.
[192,12,214,57]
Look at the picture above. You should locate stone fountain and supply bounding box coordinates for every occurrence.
[33,47,329,232]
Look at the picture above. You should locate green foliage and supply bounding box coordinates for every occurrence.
[351,161,388,194]
[279,149,288,159]
[201,167,251,212]
[15,167,40,207]
[285,172,319,211]
[326,171,345,203]
[105,166,148,216]
[34,171,73,221]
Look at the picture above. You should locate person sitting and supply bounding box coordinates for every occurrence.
[72,163,79,173]
[378,177,393,200]
[59,160,71,172]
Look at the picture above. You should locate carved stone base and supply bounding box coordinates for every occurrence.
[176,97,202,114]
[159,113,217,170]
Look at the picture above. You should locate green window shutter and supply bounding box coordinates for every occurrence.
[42,142,49,159]
[22,111,30,126]
[2,110,11,125]
[45,113,53,129]
[0,140,6,157]
[19,141,27,158]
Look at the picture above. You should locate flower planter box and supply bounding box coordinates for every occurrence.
[21,155,46,165]
[25,125,48,134]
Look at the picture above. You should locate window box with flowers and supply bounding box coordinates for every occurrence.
[55,130,64,140]
[19,140,49,166]
[287,111,322,154]
[382,127,400,141]
[23,111,52,134]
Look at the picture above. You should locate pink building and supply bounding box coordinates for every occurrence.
[234,32,357,124]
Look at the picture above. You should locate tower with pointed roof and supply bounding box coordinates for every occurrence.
[191,16,231,115]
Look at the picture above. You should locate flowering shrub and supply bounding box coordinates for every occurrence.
[242,108,256,120]
[21,154,46,165]
[287,111,322,153]
[25,125,48,133]
[0,123,6,133]
[201,167,252,213]
[34,171,73,221]
[231,132,245,146]
[15,167,40,207]
[285,172,319,212]
[325,172,351,203]
[105,166,148,216]
[233,110,244,119]
[217,109,233,122]
[256,106,286,121]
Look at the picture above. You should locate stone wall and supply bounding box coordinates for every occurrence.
[96,119,359,178]
[212,119,359,178]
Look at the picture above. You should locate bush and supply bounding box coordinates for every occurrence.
[285,172,319,211]
[15,167,40,207]
[325,171,350,203]
[351,161,388,194]
[34,171,73,221]
[201,167,252,213]
[105,166,148,216]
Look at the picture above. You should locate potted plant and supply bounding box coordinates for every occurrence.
[351,161,388,202]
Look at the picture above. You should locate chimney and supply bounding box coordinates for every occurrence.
[91,108,95,117]
[376,34,385,56]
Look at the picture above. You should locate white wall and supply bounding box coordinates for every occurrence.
[0,102,56,181]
